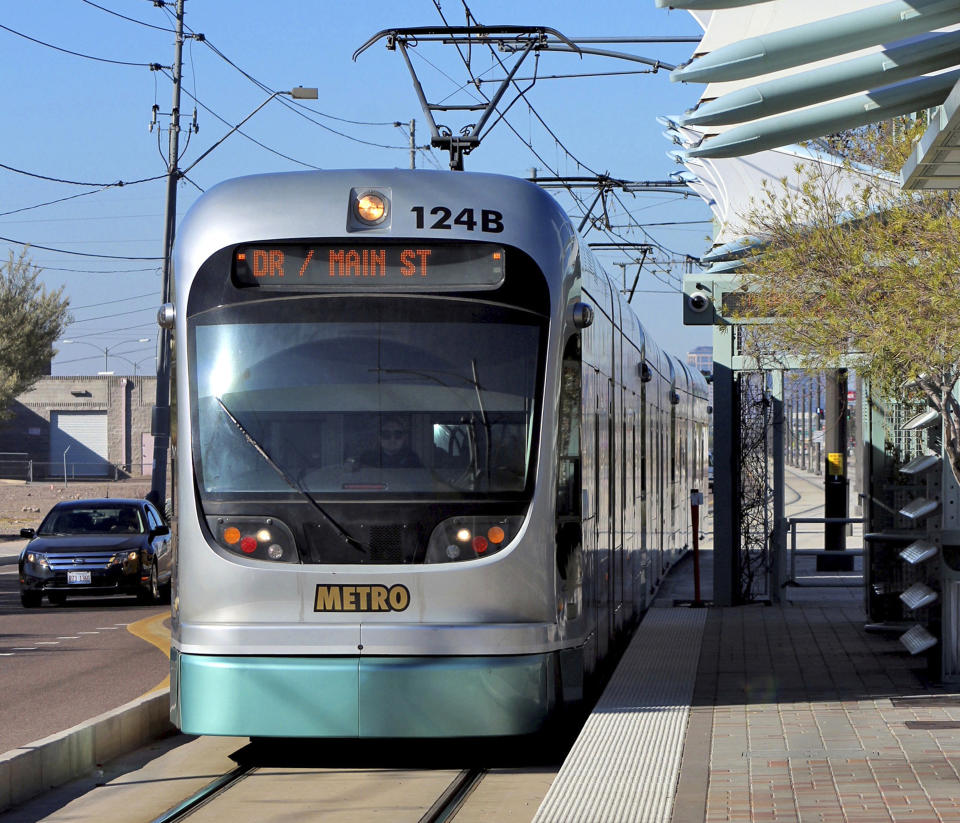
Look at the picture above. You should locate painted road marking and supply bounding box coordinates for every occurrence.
[57,636,80,640]
[127,612,171,696]
[78,631,99,635]
[35,642,59,645]
[12,647,36,651]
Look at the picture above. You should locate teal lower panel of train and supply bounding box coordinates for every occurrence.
[173,648,559,737]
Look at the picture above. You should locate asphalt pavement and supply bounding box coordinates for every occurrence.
[0,537,169,754]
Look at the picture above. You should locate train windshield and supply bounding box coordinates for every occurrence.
[190,298,542,498]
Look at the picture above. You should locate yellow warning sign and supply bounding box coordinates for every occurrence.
[827,452,844,476]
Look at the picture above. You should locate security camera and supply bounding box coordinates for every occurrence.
[687,290,711,313]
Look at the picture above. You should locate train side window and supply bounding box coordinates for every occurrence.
[556,336,582,581]
[556,337,581,518]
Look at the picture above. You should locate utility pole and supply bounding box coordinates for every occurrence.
[409,119,416,170]
[149,0,184,511]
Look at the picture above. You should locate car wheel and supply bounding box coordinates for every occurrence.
[48,592,67,606]
[138,563,160,604]
[20,591,42,608]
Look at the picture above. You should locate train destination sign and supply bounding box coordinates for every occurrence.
[234,242,505,290]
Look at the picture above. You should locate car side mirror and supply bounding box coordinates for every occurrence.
[20,528,35,539]
[151,525,170,537]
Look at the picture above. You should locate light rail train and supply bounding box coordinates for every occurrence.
[168,169,709,738]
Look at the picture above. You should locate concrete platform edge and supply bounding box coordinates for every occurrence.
[0,688,173,813]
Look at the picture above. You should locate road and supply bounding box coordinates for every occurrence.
[0,548,170,753]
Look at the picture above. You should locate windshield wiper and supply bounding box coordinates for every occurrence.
[214,397,367,555]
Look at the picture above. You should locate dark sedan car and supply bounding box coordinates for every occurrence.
[19,499,172,608]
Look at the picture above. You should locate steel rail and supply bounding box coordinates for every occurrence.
[419,768,487,823]
[149,764,256,823]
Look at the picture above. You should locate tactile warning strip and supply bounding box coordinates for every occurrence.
[533,607,707,823]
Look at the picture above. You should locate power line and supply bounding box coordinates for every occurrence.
[0,234,161,260]
[80,0,178,32]
[36,265,160,274]
[0,189,107,218]
[0,22,165,68]
[55,322,156,340]
[71,291,159,309]
[0,161,165,188]
[67,305,156,324]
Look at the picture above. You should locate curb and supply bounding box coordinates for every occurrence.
[0,688,173,813]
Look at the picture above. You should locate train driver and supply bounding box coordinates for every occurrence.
[348,415,423,470]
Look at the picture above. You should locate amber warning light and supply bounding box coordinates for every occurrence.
[233,242,505,291]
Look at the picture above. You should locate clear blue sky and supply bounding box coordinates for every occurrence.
[1,1,712,376]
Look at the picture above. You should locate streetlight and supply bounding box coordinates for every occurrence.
[61,338,150,374]
[181,86,320,175]
[110,354,155,376]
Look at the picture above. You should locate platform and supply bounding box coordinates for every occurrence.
[535,465,960,822]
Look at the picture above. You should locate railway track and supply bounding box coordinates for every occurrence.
[150,762,486,823]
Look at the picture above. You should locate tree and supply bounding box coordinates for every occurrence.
[731,126,960,485]
[0,250,71,415]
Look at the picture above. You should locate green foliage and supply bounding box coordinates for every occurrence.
[0,250,71,416]
[734,126,960,483]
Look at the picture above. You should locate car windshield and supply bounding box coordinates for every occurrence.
[38,506,145,536]
[191,300,542,497]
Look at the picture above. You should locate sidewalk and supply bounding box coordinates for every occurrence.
[0,539,25,567]
[669,465,960,822]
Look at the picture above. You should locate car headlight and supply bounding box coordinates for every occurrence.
[424,516,523,563]
[110,550,139,566]
[206,516,299,563]
[24,551,50,568]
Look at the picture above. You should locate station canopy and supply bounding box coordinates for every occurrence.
[653,0,960,256]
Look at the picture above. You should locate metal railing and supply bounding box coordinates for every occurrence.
[788,516,864,587]
[0,459,163,483]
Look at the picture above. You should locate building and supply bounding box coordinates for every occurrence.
[687,344,712,375]
[0,375,157,480]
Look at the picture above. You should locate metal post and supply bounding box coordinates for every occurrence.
[712,331,737,606]
[691,488,704,606]
[63,445,71,488]
[823,369,851,567]
[409,118,416,170]
[771,369,785,601]
[149,0,184,508]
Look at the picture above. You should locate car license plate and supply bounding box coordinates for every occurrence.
[67,571,91,584]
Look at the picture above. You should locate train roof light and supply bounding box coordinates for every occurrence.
[355,191,388,224]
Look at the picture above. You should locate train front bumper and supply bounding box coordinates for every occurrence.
[172,649,558,738]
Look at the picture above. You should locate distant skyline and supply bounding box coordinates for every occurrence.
[2,2,713,376]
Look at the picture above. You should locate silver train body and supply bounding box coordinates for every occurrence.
[168,170,709,738]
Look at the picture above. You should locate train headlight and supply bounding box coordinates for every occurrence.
[206,516,300,563]
[354,191,389,225]
[424,516,522,563]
